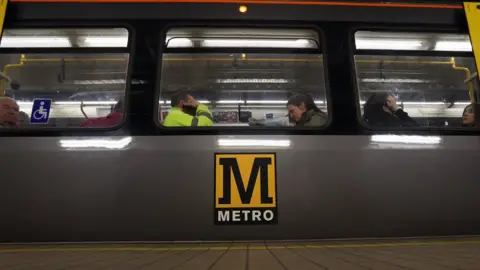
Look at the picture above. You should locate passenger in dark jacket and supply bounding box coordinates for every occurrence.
[287,94,327,127]
[363,93,417,127]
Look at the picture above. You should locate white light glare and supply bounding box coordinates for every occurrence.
[216,79,291,84]
[166,38,193,47]
[17,101,117,106]
[218,139,291,147]
[371,135,441,145]
[356,39,423,50]
[60,137,132,149]
[434,41,472,52]
[0,37,71,48]
[72,79,126,85]
[83,37,128,47]
[166,38,314,48]
[203,39,312,48]
[214,100,324,104]
[362,78,431,83]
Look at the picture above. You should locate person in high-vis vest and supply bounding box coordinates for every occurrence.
[163,92,213,127]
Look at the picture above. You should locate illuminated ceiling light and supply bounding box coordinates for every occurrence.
[361,78,432,83]
[239,5,248,13]
[159,100,210,104]
[218,139,291,147]
[356,39,423,50]
[217,100,244,104]
[247,100,286,104]
[60,137,132,150]
[166,37,193,48]
[72,79,126,85]
[215,100,324,104]
[0,37,71,48]
[17,101,117,106]
[401,101,444,105]
[371,135,441,145]
[83,36,128,47]
[216,79,291,84]
[55,101,118,105]
[202,39,314,48]
[434,41,472,52]
[359,101,472,106]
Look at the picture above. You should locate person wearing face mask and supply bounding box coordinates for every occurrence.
[0,97,20,128]
[461,104,475,127]
[286,94,327,127]
[363,93,417,127]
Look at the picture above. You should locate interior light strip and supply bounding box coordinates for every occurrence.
[16,100,472,106]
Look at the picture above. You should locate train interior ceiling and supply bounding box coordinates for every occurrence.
[0,27,478,128]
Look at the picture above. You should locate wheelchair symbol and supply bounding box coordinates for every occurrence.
[32,101,48,120]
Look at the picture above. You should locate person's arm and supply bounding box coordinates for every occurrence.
[305,113,328,127]
[193,104,213,126]
[393,109,417,126]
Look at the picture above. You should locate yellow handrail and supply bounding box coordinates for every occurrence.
[0,54,26,96]
[450,57,475,102]
[0,55,475,102]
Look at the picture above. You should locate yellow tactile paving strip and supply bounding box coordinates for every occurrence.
[0,237,479,269]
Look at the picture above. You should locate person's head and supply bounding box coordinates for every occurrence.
[170,91,189,109]
[462,103,475,126]
[286,94,321,122]
[18,111,29,125]
[0,97,19,127]
[170,90,196,116]
[363,93,395,125]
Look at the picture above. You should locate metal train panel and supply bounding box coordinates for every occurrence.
[0,135,478,242]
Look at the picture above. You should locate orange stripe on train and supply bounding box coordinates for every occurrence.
[9,0,463,9]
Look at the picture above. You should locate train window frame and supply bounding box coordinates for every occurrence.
[350,26,479,132]
[0,23,134,133]
[154,23,332,133]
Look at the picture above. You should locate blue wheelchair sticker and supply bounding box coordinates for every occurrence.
[30,99,52,124]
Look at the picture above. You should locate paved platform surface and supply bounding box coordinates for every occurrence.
[1,237,479,269]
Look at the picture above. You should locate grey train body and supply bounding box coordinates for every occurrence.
[0,135,479,242]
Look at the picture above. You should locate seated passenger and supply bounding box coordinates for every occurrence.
[0,97,19,128]
[286,94,327,127]
[80,100,123,128]
[363,93,416,127]
[163,92,213,127]
[461,104,475,127]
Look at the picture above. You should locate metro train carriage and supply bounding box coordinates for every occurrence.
[0,0,479,243]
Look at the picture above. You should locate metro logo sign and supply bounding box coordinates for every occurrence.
[214,153,277,225]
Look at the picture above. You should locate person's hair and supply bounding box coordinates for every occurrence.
[363,93,391,125]
[18,111,29,121]
[0,96,16,103]
[463,103,474,116]
[287,93,321,112]
[170,89,189,107]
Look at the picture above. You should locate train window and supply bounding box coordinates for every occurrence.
[0,28,129,129]
[158,27,329,128]
[354,31,479,129]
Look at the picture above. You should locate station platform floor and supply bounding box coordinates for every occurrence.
[0,237,479,269]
